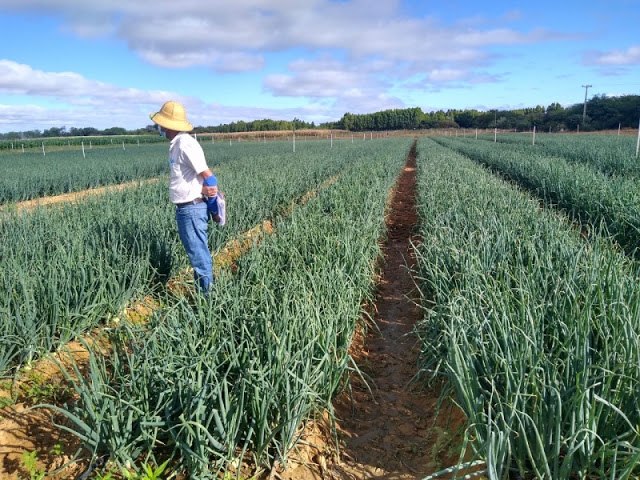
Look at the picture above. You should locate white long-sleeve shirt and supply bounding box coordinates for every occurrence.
[168,132,208,204]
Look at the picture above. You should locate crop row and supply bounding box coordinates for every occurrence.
[476,132,640,178]
[0,138,333,204]
[1,139,408,376]
[0,135,163,151]
[414,138,640,479]
[0,143,169,203]
[434,136,640,256]
[44,139,410,477]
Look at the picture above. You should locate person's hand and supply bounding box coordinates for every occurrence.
[202,184,218,198]
[202,175,218,198]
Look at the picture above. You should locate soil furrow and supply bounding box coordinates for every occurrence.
[328,140,465,479]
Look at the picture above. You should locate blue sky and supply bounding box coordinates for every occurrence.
[0,0,638,133]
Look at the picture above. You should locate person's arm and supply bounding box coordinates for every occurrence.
[185,139,217,197]
[200,169,218,197]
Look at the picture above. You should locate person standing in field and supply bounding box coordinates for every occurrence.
[150,100,218,292]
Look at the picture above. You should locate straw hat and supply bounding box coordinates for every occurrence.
[149,100,193,132]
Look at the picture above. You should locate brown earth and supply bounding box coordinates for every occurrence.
[2,178,161,213]
[0,140,469,479]
[330,141,467,478]
[276,141,468,480]
[0,342,93,479]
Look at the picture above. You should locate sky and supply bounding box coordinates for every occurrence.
[0,0,639,133]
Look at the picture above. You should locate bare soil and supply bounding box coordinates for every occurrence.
[0,343,90,479]
[0,140,467,479]
[2,178,160,213]
[277,141,467,479]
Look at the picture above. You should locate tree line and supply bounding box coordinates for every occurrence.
[194,117,316,134]
[1,94,638,141]
[331,94,640,132]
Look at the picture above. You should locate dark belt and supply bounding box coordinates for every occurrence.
[175,197,204,208]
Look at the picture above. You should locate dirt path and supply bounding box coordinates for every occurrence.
[327,140,465,479]
[2,177,161,213]
[280,141,466,480]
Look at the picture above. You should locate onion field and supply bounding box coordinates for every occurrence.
[434,135,640,257]
[2,133,639,479]
[0,141,171,203]
[2,137,409,478]
[415,136,640,479]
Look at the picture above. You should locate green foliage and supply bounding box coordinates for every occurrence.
[20,451,45,480]
[2,140,387,376]
[0,143,168,203]
[0,134,163,150]
[435,134,640,255]
[333,95,640,132]
[49,442,64,456]
[0,395,13,409]
[121,460,169,480]
[20,371,73,404]
[201,117,316,134]
[339,107,426,131]
[414,138,640,479]
[41,138,409,477]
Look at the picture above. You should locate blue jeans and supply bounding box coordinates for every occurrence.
[175,203,213,292]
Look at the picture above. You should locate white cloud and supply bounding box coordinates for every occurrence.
[264,57,384,98]
[0,0,592,131]
[0,103,126,131]
[0,103,52,128]
[262,55,405,115]
[586,45,640,66]
[0,58,339,130]
[192,101,339,126]
[401,68,502,93]
[428,69,468,82]
[137,49,265,72]
[0,98,320,131]
[0,60,176,104]
[0,60,196,130]
[0,0,565,74]
[0,60,89,96]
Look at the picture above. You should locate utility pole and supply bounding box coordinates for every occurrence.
[581,84,592,124]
